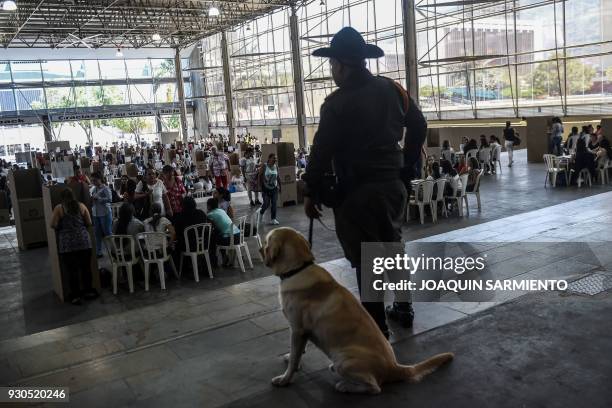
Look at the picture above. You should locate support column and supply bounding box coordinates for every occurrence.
[174,48,189,143]
[289,4,307,149]
[42,115,53,142]
[221,31,236,146]
[401,0,419,102]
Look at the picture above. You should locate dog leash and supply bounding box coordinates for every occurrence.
[308,215,335,249]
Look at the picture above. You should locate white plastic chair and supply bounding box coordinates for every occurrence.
[431,178,448,221]
[466,149,479,162]
[491,144,503,174]
[576,168,592,188]
[179,223,213,281]
[409,180,435,224]
[192,190,207,199]
[137,232,178,291]
[478,147,491,173]
[245,210,263,261]
[543,154,566,188]
[104,235,138,294]
[446,174,470,216]
[466,169,485,211]
[596,158,609,185]
[110,202,122,220]
[216,216,253,272]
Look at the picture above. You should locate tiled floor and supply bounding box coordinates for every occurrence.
[2,149,612,342]
[1,188,611,406]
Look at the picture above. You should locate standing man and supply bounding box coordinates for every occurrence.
[303,27,427,338]
[209,145,230,189]
[503,121,516,167]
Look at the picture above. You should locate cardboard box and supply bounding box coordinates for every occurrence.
[229,152,240,166]
[230,165,241,177]
[16,198,47,248]
[278,166,297,206]
[46,141,70,153]
[261,143,295,167]
[276,143,295,167]
[195,150,206,162]
[51,161,75,179]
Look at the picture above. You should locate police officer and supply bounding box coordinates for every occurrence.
[303,27,427,338]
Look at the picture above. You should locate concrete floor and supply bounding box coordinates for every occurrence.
[1,149,612,407]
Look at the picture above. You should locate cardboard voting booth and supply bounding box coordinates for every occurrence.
[8,169,47,250]
[43,183,100,302]
[278,166,297,207]
[0,191,10,227]
[261,142,295,167]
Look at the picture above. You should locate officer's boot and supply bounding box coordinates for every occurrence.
[385,302,414,328]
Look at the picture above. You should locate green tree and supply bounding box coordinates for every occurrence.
[527,57,596,98]
[112,117,150,145]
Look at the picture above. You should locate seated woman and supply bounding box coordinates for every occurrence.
[464,157,481,192]
[173,196,207,253]
[463,138,478,154]
[571,138,596,184]
[112,202,144,238]
[455,155,468,175]
[143,203,176,250]
[213,187,235,219]
[206,197,240,266]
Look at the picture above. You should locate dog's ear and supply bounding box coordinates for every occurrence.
[295,233,315,263]
[264,234,282,267]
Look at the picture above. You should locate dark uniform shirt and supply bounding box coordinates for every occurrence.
[303,68,427,267]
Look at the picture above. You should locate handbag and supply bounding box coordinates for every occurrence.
[513,136,521,146]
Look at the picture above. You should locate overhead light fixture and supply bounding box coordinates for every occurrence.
[2,1,17,11]
[320,0,325,5]
[152,33,161,41]
[116,48,123,57]
[208,6,220,17]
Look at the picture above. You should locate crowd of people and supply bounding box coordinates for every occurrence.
[0,139,304,304]
[547,119,610,184]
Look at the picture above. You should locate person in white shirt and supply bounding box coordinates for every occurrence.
[564,127,580,154]
[134,169,173,217]
[143,203,176,250]
[239,147,260,206]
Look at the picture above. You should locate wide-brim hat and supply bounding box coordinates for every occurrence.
[312,27,384,60]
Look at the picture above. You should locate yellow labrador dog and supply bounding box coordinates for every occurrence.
[263,227,454,394]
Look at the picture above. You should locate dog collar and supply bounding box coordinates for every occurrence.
[278,261,314,281]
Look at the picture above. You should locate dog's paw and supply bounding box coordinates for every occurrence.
[271,375,291,387]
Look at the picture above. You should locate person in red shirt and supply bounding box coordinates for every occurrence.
[161,165,186,218]
[71,165,91,186]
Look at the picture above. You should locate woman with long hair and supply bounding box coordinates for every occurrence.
[50,188,98,305]
[143,203,176,241]
[112,202,144,238]
[258,153,281,225]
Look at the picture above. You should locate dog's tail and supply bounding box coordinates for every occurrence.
[396,352,454,383]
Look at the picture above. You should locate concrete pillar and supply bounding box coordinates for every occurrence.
[289,5,308,149]
[42,115,53,142]
[401,0,419,102]
[221,31,236,146]
[174,48,189,143]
